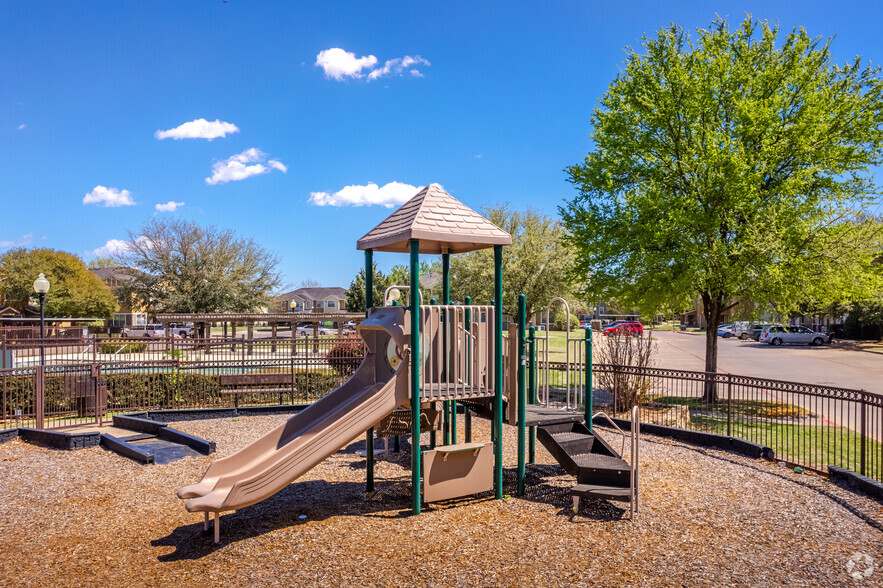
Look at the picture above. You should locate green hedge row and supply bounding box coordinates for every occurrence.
[0,368,349,414]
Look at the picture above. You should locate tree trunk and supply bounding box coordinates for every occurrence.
[701,292,723,403]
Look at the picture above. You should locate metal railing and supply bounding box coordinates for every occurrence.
[537,362,883,483]
[1,335,364,430]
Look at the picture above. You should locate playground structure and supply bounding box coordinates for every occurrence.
[177,184,639,541]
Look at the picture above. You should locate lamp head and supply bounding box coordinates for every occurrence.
[33,273,50,294]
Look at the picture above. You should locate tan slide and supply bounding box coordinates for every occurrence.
[178,308,410,514]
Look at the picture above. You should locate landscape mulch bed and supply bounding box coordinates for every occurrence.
[1,414,882,586]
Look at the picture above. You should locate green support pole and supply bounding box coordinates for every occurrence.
[430,297,439,449]
[464,295,472,443]
[493,245,503,499]
[409,239,421,514]
[517,293,526,496]
[443,253,455,445]
[528,325,536,464]
[585,326,593,432]
[365,249,374,492]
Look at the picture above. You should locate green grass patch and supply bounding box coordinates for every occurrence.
[653,396,808,418]
[692,414,882,480]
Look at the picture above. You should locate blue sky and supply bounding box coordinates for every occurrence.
[2,1,881,290]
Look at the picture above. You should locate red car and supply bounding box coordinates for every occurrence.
[602,322,644,336]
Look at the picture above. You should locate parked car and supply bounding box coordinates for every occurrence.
[732,321,750,338]
[296,325,333,336]
[579,320,591,330]
[739,323,772,341]
[167,323,193,338]
[717,324,735,338]
[760,325,829,346]
[602,322,643,336]
[121,324,166,338]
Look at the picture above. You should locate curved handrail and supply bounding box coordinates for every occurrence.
[592,411,627,456]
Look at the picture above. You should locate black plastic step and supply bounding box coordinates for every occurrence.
[574,453,631,486]
[571,483,632,503]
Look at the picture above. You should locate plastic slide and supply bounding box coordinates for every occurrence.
[178,308,410,514]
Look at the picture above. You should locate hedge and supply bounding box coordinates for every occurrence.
[0,368,349,416]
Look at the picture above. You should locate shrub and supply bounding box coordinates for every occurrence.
[99,342,148,354]
[553,314,580,331]
[594,326,656,410]
[326,336,365,375]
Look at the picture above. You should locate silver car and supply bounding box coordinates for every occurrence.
[760,326,828,346]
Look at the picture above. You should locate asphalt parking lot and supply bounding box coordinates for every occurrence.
[652,330,883,395]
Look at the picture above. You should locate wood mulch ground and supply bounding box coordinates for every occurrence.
[1,413,882,587]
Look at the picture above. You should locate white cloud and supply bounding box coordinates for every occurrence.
[316,48,378,80]
[16,124,25,130]
[0,233,33,248]
[89,236,151,257]
[154,118,239,140]
[83,185,136,207]
[90,239,131,257]
[316,48,430,81]
[155,201,184,212]
[205,148,287,185]
[367,55,431,80]
[309,181,421,208]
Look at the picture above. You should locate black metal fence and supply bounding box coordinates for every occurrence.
[541,361,882,482]
[0,335,364,430]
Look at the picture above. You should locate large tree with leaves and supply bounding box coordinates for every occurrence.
[450,203,574,319]
[345,264,389,313]
[0,248,118,318]
[117,218,282,314]
[562,16,883,399]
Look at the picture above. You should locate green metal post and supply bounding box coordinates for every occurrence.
[493,245,503,499]
[585,326,593,432]
[517,293,526,496]
[430,298,439,449]
[442,253,455,445]
[528,325,536,464]
[464,295,472,443]
[365,249,374,492]
[409,239,421,514]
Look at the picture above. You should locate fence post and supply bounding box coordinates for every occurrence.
[35,366,45,430]
[93,363,103,427]
[861,391,867,477]
[727,374,732,438]
[585,326,593,432]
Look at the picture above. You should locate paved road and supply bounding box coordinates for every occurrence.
[653,331,883,395]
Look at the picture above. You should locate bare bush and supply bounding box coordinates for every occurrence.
[594,328,656,410]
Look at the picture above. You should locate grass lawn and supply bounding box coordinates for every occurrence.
[692,414,882,479]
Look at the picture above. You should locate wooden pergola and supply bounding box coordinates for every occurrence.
[154,312,364,351]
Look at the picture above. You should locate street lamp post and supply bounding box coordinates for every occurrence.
[33,273,50,366]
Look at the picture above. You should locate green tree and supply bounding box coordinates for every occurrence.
[117,218,282,314]
[86,256,117,269]
[450,203,573,320]
[0,248,118,318]
[562,16,883,399]
[345,264,389,312]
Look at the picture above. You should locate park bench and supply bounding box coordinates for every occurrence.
[218,373,297,396]
[63,376,107,417]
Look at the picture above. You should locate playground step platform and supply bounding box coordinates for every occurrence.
[536,420,632,494]
[571,483,632,503]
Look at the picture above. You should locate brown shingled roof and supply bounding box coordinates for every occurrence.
[356,184,512,254]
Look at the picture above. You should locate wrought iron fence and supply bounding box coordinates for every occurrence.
[538,361,882,482]
[0,335,364,430]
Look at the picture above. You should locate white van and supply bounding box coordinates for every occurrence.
[122,324,166,338]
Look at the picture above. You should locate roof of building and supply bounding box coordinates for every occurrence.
[356,184,512,254]
[276,287,347,301]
